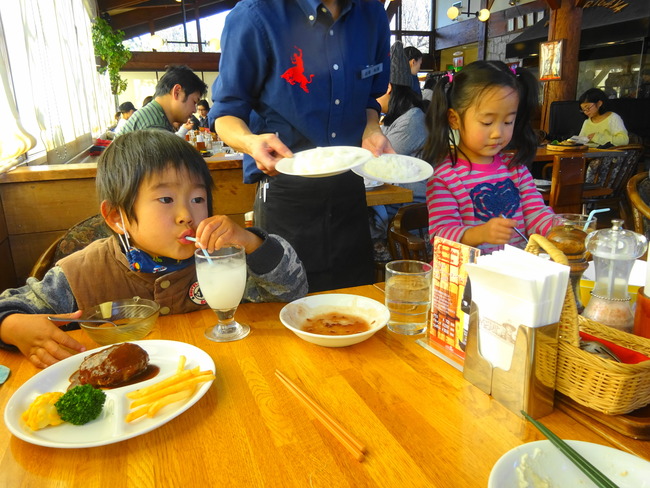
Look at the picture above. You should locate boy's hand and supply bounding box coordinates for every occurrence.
[0,311,86,369]
[195,215,263,254]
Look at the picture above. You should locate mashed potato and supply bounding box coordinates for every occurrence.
[363,155,422,181]
[292,147,370,175]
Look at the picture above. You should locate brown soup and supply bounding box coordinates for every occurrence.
[301,312,370,335]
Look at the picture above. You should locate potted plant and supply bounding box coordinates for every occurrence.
[91,17,131,95]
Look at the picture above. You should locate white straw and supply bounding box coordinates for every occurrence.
[583,208,610,232]
[185,236,213,264]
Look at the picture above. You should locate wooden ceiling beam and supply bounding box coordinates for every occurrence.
[122,51,220,71]
[98,0,150,11]
[109,6,183,31]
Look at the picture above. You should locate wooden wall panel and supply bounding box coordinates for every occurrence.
[1,179,98,235]
[0,196,6,242]
[212,168,256,215]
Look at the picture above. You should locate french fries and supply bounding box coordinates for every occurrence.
[125,355,214,423]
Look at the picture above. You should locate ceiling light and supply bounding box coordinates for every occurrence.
[447,0,491,22]
[477,9,490,22]
[208,38,221,52]
[149,34,165,51]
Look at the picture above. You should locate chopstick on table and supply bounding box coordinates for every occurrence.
[521,411,620,488]
[275,369,366,462]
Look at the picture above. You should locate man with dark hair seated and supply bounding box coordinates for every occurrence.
[116,65,207,136]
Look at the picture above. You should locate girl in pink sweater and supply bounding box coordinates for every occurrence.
[422,61,554,254]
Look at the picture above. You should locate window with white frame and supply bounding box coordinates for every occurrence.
[0,0,114,166]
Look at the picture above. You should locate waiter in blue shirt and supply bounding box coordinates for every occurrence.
[210,0,393,292]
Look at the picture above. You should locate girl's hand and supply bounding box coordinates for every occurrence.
[0,311,86,369]
[481,217,516,244]
[462,217,515,247]
[195,215,263,254]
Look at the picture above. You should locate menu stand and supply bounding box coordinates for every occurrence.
[463,303,560,419]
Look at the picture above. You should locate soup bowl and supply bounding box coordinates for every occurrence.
[79,297,160,346]
[279,294,389,347]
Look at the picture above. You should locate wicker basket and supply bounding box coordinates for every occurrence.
[525,234,650,415]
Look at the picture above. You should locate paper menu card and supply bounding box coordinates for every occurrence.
[427,237,481,368]
[464,246,569,371]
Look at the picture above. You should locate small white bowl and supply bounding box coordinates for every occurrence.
[279,294,389,347]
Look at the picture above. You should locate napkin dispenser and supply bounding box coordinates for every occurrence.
[463,302,559,419]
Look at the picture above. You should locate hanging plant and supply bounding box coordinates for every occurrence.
[91,17,131,95]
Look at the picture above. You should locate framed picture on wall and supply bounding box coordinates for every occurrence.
[539,40,563,81]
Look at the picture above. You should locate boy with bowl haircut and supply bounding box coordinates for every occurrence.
[0,130,308,368]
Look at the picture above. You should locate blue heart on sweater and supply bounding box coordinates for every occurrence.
[470,179,520,222]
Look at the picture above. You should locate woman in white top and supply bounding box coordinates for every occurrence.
[578,88,629,146]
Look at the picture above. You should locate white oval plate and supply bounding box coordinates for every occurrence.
[353,154,433,184]
[364,179,383,191]
[276,146,372,178]
[488,440,650,488]
[4,340,215,448]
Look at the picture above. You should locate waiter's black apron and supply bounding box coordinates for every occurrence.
[254,171,374,293]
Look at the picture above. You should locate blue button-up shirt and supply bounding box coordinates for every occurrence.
[210,0,391,183]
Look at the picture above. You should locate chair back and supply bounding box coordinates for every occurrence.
[548,101,583,142]
[582,144,644,225]
[387,203,431,262]
[547,156,585,214]
[29,214,111,280]
[626,171,650,240]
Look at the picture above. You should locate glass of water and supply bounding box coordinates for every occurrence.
[385,260,432,335]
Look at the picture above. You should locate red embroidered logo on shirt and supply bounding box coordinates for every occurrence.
[281,46,314,93]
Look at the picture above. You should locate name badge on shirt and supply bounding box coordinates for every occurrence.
[360,63,383,79]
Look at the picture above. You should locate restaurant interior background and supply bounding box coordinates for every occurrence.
[0,0,649,293]
[1,0,649,172]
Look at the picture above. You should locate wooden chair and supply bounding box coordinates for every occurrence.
[29,214,111,280]
[582,144,644,227]
[387,203,431,262]
[626,171,650,240]
[543,156,586,214]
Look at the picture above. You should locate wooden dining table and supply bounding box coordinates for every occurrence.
[523,147,628,214]
[0,284,647,487]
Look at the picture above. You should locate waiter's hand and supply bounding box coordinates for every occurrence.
[214,116,293,176]
[247,133,293,176]
[362,109,395,156]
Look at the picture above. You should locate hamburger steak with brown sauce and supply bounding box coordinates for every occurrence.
[69,343,151,389]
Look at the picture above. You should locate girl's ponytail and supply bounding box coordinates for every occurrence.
[508,66,539,167]
[421,74,455,167]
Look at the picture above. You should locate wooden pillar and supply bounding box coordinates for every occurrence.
[540,1,583,133]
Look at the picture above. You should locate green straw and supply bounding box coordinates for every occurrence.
[521,411,620,488]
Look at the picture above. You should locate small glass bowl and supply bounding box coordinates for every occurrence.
[79,297,160,345]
